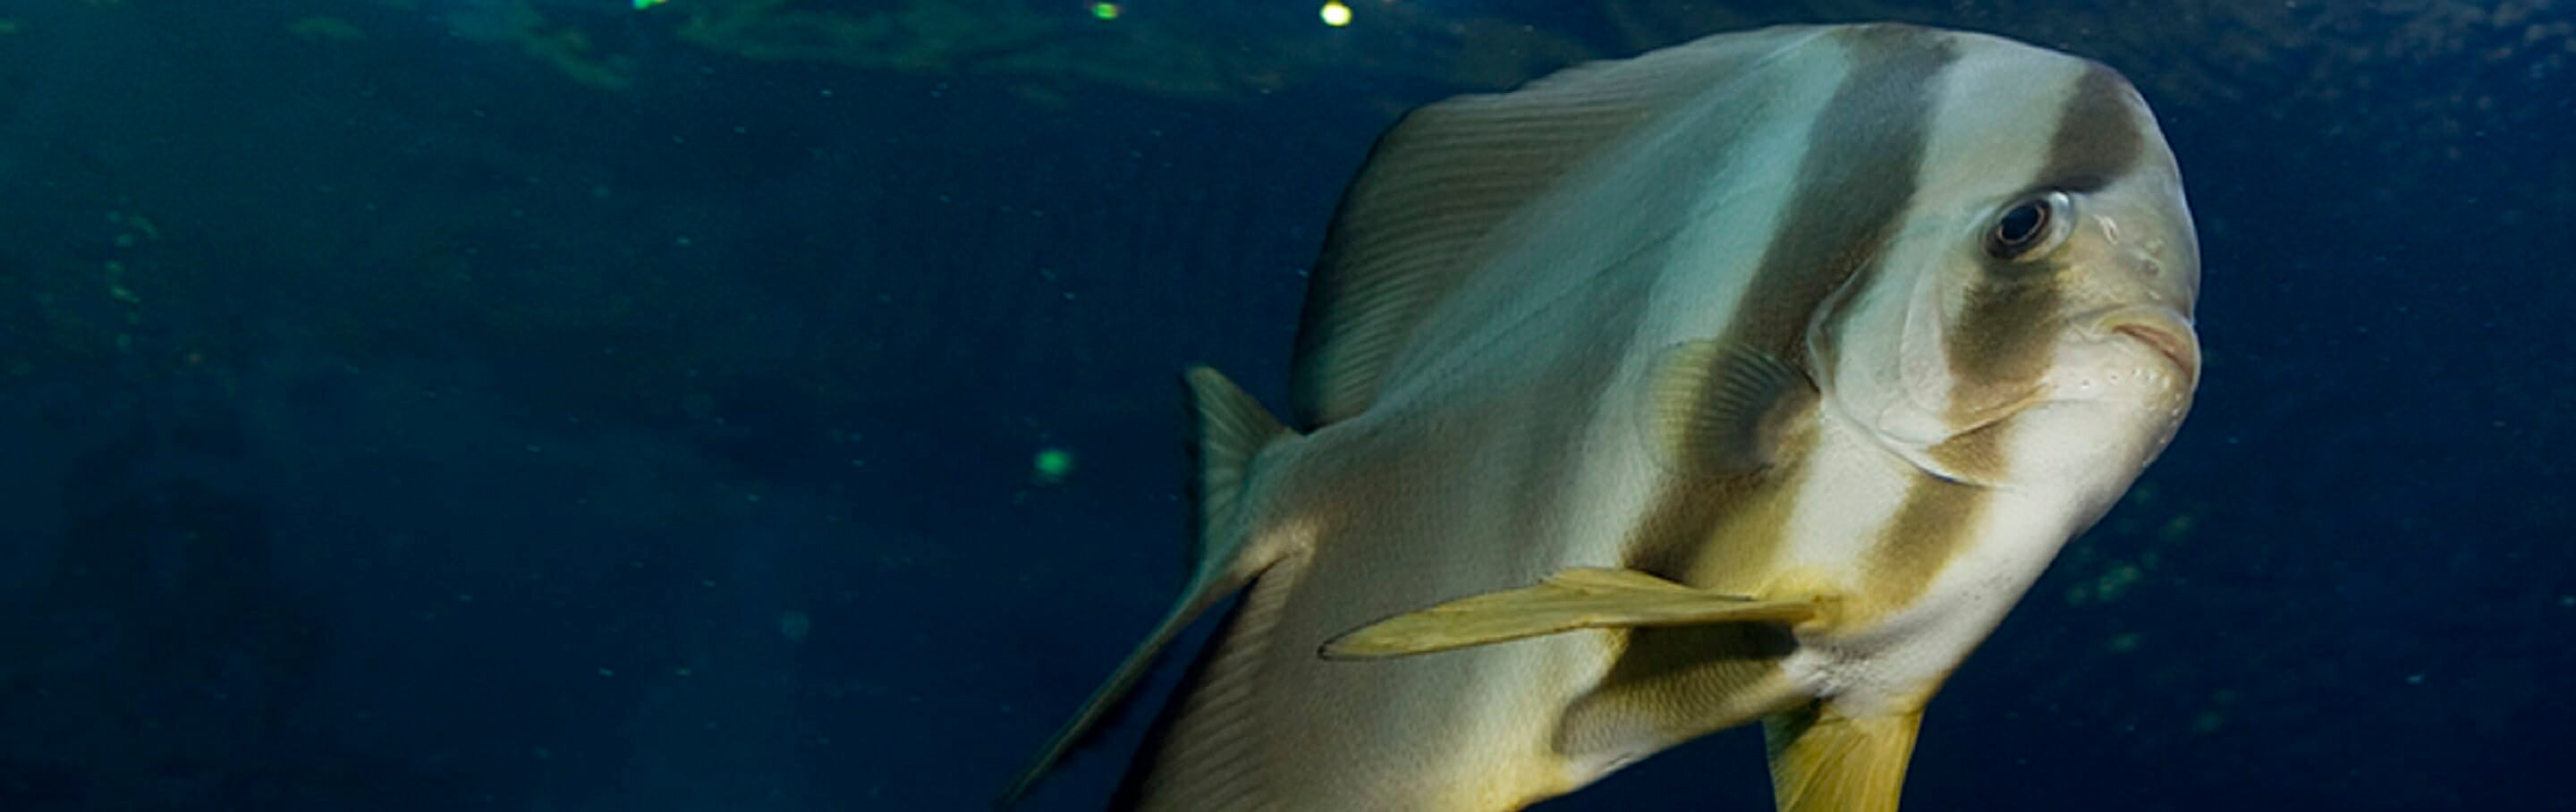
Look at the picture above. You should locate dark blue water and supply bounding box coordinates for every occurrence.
[0,1,2566,810]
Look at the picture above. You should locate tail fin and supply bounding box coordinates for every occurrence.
[996,366,1295,808]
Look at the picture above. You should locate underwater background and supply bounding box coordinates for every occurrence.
[0,0,2567,809]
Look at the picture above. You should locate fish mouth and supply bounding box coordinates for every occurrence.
[2095,307,2200,381]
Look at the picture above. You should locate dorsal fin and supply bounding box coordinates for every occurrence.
[1289,26,1834,427]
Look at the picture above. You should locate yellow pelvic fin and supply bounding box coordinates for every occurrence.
[1318,567,1823,660]
[1764,703,1923,812]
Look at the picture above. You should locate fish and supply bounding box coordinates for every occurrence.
[1002,21,2200,812]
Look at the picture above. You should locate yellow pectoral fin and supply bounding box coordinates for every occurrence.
[1764,704,1923,812]
[1318,567,1824,660]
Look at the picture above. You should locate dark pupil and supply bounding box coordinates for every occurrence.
[1996,200,2047,247]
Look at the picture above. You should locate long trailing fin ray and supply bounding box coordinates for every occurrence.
[996,367,1295,808]
[1111,554,1309,810]
[996,596,1203,808]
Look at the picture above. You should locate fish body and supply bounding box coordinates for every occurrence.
[1008,22,2199,812]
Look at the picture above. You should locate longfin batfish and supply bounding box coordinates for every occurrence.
[1004,21,2200,812]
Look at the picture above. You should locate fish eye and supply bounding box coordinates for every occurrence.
[1985,193,2063,260]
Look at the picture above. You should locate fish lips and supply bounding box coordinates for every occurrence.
[2091,306,2201,383]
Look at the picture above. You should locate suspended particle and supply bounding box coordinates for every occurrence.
[1033,446,1077,486]
[1320,1,1352,27]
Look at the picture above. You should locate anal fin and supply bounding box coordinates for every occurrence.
[1763,703,1923,812]
[1110,551,1311,810]
[997,367,1296,808]
[1319,567,1824,660]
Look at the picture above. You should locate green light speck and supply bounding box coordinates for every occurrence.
[1033,447,1076,484]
